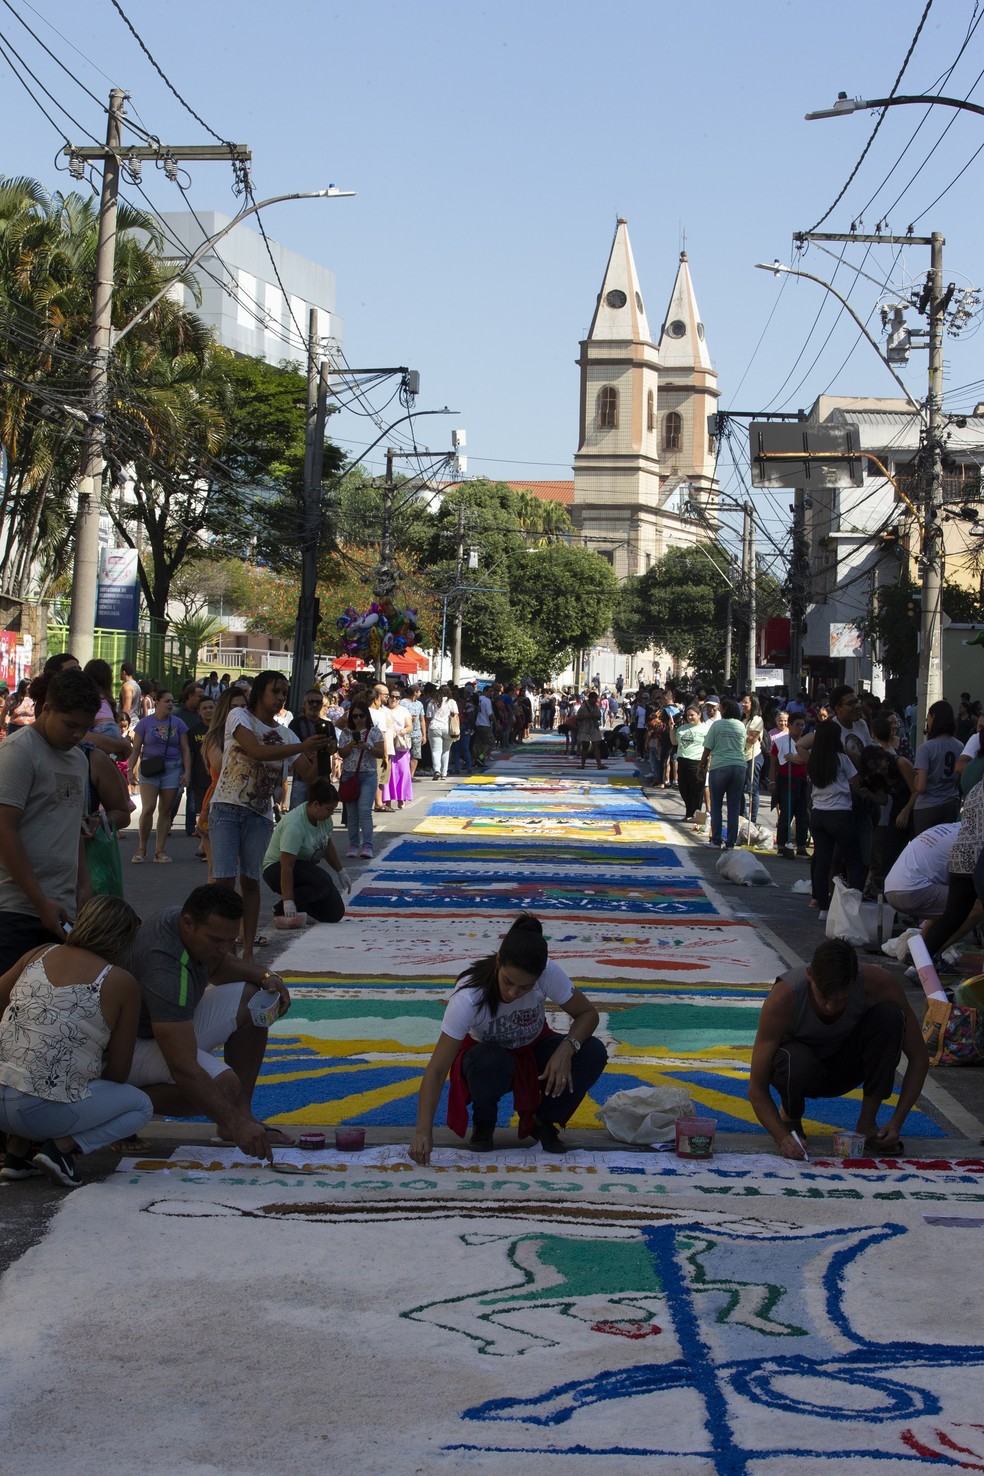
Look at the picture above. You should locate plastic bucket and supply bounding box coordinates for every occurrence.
[334,1126,366,1151]
[955,973,984,1008]
[675,1116,717,1158]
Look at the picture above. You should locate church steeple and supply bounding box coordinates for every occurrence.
[655,249,719,507]
[586,218,654,347]
[657,250,713,371]
[572,218,662,580]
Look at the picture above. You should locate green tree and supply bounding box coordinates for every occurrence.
[508,542,619,679]
[865,575,984,679]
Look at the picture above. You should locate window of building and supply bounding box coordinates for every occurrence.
[597,386,618,429]
[647,390,655,432]
[664,411,683,451]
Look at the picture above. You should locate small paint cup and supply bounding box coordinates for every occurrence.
[298,1132,326,1152]
[831,1130,867,1158]
[248,989,281,1028]
[334,1126,366,1152]
[675,1116,717,1159]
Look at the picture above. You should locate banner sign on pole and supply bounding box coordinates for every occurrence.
[95,548,140,632]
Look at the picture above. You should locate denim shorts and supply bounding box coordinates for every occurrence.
[208,801,273,881]
[139,761,184,792]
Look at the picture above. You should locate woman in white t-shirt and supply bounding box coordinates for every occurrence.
[409,915,607,1163]
[209,671,332,961]
[806,719,863,914]
[426,685,459,780]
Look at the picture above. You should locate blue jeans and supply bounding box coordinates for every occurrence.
[430,729,452,778]
[346,769,376,847]
[208,801,274,882]
[741,752,765,824]
[708,763,745,848]
[451,730,472,773]
[0,1079,153,1154]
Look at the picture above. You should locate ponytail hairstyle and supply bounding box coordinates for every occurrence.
[807,718,844,790]
[452,913,548,1018]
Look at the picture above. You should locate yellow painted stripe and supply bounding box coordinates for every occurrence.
[271,1076,422,1127]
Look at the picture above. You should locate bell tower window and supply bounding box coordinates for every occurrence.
[647,389,655,432]
[663,411,683,451]
[596,386,618,429]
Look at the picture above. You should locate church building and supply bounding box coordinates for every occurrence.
[571,219,720,579]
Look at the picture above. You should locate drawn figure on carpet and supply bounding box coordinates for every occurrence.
[404,1228,666,1356]
[409,914,607,1160]
[447,1219,984,1470]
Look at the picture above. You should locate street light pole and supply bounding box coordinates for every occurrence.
[806,91,984,121]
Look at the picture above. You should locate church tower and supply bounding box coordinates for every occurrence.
[572,224,719,579]
[572,219,662,580]
[656,250,720,513]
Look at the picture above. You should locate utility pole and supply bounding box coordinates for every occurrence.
[746,502,757,696]
[67,89,123,667]
[792,229,946,731]
[789,486,808,686]
[289,309,328,715]
[921,231,945,733]
[723,593,733,688]
[66,93,251,664]
[452,502,466,685]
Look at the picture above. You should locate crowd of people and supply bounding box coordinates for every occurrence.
[0,649,975,1182]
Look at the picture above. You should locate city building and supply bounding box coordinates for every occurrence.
[158,210,342,364]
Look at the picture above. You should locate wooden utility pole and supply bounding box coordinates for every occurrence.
[66,93,251,664]
[451,502,466,685]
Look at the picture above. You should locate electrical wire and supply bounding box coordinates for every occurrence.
[804,0,935,233]
[107,0,233,146]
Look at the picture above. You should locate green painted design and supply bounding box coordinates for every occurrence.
[484,1233,662,1307]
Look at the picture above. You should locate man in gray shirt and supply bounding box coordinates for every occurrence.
[125,883,292,1162]
[0,668,98,973]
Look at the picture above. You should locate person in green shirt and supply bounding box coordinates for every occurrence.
[670,705,708,823]
[697,698,747,849]
[261,779,350,924]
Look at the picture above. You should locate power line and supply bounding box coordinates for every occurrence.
[108,0,232,146]
[804,0,934,232]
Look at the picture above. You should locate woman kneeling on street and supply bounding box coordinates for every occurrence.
[409,914,607,1163]
[0,896,152,1188]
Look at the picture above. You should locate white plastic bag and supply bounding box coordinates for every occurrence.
[716,849,774,887]
[596,1085,695,1145]
[825,876,895,947]
[881,926,919,961]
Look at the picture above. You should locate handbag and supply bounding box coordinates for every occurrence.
[140,721,172,778]
[921,994,984,1066]
[449,709,461,739]
[84,815,124,897]
[338,745,365,803]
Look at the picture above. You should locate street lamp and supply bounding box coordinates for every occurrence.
[68,185,355,664]
[806,91,984,121]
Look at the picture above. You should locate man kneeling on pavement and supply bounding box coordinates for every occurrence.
[748,937,928,1159]
[125,883,291,1162]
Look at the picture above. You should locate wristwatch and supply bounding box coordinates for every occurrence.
[566,1035,581,1053]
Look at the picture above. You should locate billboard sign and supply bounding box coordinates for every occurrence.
[95,547,140,632]
[749,422,865,489]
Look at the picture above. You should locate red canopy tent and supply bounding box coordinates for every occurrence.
[331,657,366,672]
[387,649,430,675]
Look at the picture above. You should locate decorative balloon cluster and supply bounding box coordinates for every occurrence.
[335,600,421,660]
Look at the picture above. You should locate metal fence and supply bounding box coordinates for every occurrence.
[46,627,194,692]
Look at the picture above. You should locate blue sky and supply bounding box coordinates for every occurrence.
[2,0,983,572]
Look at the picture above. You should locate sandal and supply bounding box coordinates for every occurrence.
[153,853,172,863]
[131,850,146,863]
[252,935,269,950]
